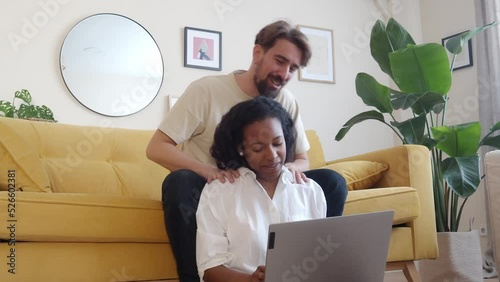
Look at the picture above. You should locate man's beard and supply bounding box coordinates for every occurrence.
[253,63,285,98]
[255,77,281,98]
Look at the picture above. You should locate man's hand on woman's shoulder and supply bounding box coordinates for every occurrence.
[204,166,241,184]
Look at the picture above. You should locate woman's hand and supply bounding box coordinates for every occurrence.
[204,167,240,184]
[251,265,266,281]
[203,265,265,282]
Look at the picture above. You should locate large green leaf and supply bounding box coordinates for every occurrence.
[386,17,415,50]
[431,99,446,115]
[442,156,480,198]
[411,92,447,115]
[389,43,452,95]
[370,18,415,78]
[391,114,426,144]
[445,31,468,55]
[335,111,385,141]
[480,121,500,149]
[489,121,500,132]
[422,136,440,151]
[390,90,424,110]
[446,22,498,54]
[390,91,445,115]
[355,73,392,113]
[431,122,481,157]
[370,20,393,77]
[481,135,500,150]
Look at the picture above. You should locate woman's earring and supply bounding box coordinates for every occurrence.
[239,151,244,156]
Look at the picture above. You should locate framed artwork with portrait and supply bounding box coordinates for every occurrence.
[184,27,222,71]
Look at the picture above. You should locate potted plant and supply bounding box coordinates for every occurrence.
[335,17,498,280]
[0,89,56,122]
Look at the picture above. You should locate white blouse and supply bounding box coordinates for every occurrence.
[196,167,327,280]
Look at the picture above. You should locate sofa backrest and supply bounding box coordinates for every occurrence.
[305,130,327,169]
[0,118,327,200]
[0,118,168,200]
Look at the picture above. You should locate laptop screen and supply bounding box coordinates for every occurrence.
[264,210,394,282]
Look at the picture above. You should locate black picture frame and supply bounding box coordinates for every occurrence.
[184,27,222,71]
[441,31,473,71]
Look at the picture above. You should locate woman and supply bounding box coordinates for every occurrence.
[196,96,326,282]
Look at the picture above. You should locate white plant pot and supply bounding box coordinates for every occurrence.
[416,230,483,282]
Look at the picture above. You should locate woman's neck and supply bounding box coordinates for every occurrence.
[257,177,279,199]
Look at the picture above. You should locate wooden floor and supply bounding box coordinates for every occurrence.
[383,270,499,281]
[147,275,497,282]
[146,271,499,282]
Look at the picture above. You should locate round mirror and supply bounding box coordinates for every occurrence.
[60,13,163,117]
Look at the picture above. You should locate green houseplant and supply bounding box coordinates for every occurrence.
[335,17,498,232]
[0,89,56,122]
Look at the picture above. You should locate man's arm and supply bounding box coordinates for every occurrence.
[146,130,238,183]
[146,129,208,174]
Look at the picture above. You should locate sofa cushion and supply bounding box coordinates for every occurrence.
[0,242,177,281]
[0,191,168,243]
[0,119,52,192]
[0,118,169,200]
[323,161,389,190]
[40,125,167,200]
[344,187,421,225]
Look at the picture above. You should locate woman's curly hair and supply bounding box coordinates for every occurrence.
[211,96,296,170]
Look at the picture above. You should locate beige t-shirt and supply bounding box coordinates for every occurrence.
[158,72,310,167]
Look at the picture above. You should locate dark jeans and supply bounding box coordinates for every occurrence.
[161,168,348,282]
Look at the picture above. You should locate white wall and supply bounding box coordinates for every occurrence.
[0,0,425,161]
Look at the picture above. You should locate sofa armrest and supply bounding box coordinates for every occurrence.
[327,145,428,188]
[327,145,438,259]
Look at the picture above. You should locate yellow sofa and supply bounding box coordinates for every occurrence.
[0,118,437,282]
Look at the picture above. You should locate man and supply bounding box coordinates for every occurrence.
[146,20,347,282]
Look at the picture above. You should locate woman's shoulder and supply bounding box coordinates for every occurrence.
[304,178,324,195]
[203,167,253,195]
[282,169,323,194]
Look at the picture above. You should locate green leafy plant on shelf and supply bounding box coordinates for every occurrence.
[0,89,56,122]
[335,17,499,232]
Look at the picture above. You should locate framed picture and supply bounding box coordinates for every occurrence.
[297,25,335,84]
[441,31,473,71]
[184,27,222,71]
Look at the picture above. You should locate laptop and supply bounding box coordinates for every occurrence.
[264,210,394,282]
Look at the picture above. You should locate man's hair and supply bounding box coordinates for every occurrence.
[211,96,297,170]
[254,20,312,67]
